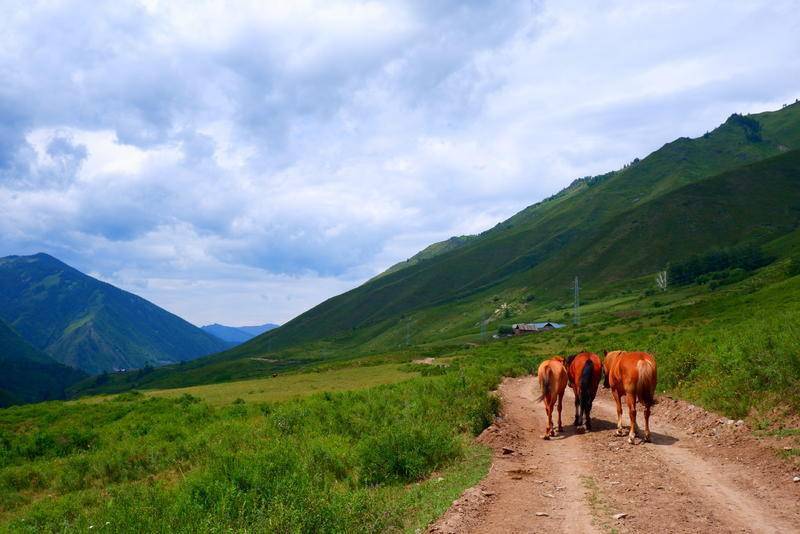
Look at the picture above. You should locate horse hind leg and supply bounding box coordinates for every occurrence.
[643,404,652,442]
[576,394,586,434]
[626,394,637,445]
[613,389,625,436]
[573,392,580,427]
[584,400,593,432]
[556,392,564,433]
[543,397,553,440]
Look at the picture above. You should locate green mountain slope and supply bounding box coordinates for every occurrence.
[71,102,800,393]
[374,235,478,280]
[0,318,86,406]
[0,253,228,374]
[241,104,800,348]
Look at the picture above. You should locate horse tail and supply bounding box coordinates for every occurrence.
[579,359,593,409]
[536,366,551,403]
[601,361,608,388]
[637,358,658,407]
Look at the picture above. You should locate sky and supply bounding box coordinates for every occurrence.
[1,0,799,326]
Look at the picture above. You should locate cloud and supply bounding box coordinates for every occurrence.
[0,0,798,324]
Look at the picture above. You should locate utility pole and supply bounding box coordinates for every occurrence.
[573,276,580,326]
[656,270,668,291]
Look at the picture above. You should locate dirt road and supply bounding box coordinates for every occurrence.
[429,376,800,534]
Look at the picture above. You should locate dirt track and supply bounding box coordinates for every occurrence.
[429,376,800,534]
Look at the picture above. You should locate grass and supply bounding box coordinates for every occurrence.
[0,353,531,532]
[4,255,800,530]
[140,363,417,406]
[580,475,618,534]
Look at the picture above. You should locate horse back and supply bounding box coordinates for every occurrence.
[612,351,657,396]
[568,352,602,396]
[537,358,568,402]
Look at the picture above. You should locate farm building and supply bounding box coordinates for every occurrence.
[511,321,565,335]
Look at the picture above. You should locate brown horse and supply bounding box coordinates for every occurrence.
[565,352,602,433]
[606,351,658,444]
[602,350,624,388]
[535,357,568,439]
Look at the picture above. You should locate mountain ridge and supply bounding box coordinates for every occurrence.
[0,253,228,374]
[70,101,800,394]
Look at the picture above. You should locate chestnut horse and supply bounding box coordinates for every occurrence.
[602,350,624,388]
[535,357,568,439]
[565,352,602,433]
[606,351,658,444]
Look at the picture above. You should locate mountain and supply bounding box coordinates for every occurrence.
[0,318,86,406]
[373,236,478,280]
[231,103,800,352]
[0,253,228,374]
[202,323,280,344]
[71,101,800,393]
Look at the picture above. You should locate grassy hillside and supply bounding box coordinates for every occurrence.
[0,319,86,407]
[6,256,800,530]
[242,104,800,351]
[374,235,478,280]
[71,102,800,393]
[0,254,227,374]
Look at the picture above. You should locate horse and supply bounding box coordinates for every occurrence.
[605,351,658,444]
[535,356,568,439]
[602,350,624,388]
[564,352,602,433]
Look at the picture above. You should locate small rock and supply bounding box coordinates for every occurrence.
[613,513,628,520]
[435,477,444,483]
[482,490,496,496]
[783,446,792,451]
[502,446,515,455]
[735,420,744,426]
[543,492,554,498]
[535,512,548,517]
[793,476,800,483]
[511,475,523,480]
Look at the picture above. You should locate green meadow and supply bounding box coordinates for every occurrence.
[3,251,800,531]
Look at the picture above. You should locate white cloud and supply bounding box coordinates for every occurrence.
[0,0,798,324]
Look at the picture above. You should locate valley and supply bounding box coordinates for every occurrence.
[2,102,800,532]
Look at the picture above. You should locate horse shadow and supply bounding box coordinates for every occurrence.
[548,414,679,446]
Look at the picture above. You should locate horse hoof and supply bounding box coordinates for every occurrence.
[644,434,652,443]
[615,429,626,437]
[576,426,586,434]
[628,436,635,445]
[542,434,551,440]
[557,426,564,433]
[549,430,556,437]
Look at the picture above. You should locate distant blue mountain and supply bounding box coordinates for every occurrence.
[201,323,279,345]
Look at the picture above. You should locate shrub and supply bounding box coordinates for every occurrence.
[787,256,800,278]
[358,425,461,486]
[668,244,772,285]
[497,324,514,335]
